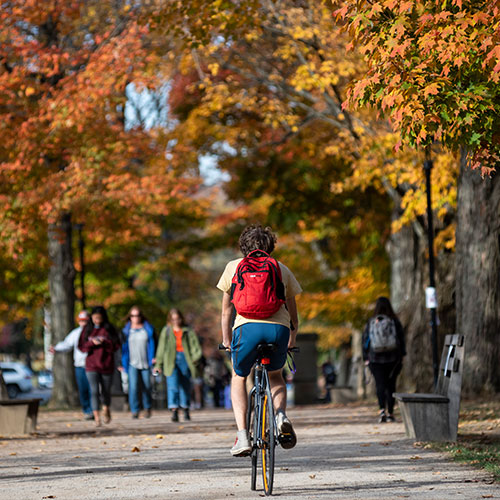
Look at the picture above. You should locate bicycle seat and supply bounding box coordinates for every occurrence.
[256,343,278,356]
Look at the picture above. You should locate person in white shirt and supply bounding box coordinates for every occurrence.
[50,310,93,420]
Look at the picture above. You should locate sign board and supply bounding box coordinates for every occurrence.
[425,286,438,309]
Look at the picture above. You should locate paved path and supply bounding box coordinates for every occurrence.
[0,405,497,499]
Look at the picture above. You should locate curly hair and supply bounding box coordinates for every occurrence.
[238,224,277,256]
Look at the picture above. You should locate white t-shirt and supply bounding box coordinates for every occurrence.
[217,257,302,330]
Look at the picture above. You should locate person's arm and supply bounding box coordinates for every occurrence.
[362,322,370,362]
[221,292,233,348]
[154,326,167,372]
[286,296,299,348]
[53,329,79,353]
[188,329,203,363]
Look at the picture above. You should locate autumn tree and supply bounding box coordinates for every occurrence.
[147,0,458,389]
[335,0,500,393]
[0,1,202,406]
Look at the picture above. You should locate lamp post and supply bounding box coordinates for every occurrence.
[74,223,86,310]
[424,148,439,387]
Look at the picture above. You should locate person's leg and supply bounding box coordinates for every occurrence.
[128,366,140,416]
[167,363,180,421]
[75,367,92,417]
[100,373,113,423]
[386,361,402,417]
[369,362,388,412]
[140,368,152,413]
[269,368,297,449]
[231,370,248,430]
[86,371,101,425]
[229,369,252,456]
[176,352,192,412]
[269,369,286,413]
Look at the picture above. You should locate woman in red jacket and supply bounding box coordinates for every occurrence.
[78,306,121,426]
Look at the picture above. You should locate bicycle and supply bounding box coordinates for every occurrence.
[221,343,299,496]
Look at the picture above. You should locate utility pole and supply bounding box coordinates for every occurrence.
[424,147,439,387]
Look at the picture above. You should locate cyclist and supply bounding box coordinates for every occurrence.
[217,224,302,456]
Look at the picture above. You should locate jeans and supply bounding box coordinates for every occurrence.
[86,371,113,411]
[75,366,92,415]
[128,366,152,414]
[167,352,191,409]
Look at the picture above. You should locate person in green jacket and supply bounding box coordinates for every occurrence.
[154,309,202,422]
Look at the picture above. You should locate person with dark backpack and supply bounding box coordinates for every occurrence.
[362,296,406,423]
[217,225,302,456]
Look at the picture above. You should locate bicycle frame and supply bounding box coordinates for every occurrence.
[247,346,277,496]
[220,342,298,496]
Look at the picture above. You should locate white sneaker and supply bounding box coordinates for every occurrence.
[230,431,251,457]
[276,411,297,449]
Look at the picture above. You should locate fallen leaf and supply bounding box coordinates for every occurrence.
[32,467,40,470]
[309,474,316,479]
[410,456,422,460]
[9,452,17,456]
[152,446,159,449]
[191,458,204,461]
[482,496,493,498]
[360,443,371,447]
[156,434,164,439]
[72,456,81,459]
[131,447,140,453]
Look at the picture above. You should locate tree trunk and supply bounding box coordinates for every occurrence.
[456,153,500,395]
[48,212,79,407]
[0,370,9,400]
[388,206,456,392]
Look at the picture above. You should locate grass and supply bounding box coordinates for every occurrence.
[425,400,500,482]
[431,438,500,481]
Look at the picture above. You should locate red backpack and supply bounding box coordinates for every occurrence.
[230,250,286,319]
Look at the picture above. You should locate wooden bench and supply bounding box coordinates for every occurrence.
[394,334,465,442]
[0,398,42,436]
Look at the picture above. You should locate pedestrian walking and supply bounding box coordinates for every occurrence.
[121,306,156,419]
[50,310,93,420]
[204,350,230,408]
[154,309,202,422]
[321,361,337,403]
[362,296,406,423]
[78,305,121,426]
[217,224,302,456]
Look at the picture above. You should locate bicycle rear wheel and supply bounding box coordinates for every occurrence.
[248,388,257,491]
[260,390,275,496]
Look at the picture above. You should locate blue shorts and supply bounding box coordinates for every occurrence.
[231,323,290,377]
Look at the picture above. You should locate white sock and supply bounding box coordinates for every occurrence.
[237,429,248,440]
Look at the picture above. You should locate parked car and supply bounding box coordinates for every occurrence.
[37,370,53,389]
[0,362,33,399]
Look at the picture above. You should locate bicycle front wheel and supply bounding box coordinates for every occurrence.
[260,391,275,496]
